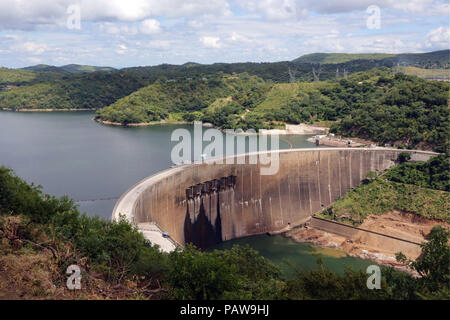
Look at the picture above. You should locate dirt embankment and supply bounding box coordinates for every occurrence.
[259,123,329,135]
[287,211,449,274]
[0,216,165,300]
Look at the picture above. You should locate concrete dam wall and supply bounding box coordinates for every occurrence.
[112,148,437,251]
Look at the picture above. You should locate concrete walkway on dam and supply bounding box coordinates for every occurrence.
[137,223,177,252]
[112,147,438,252]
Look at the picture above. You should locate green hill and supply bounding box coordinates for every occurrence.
[293,50,449,67]
[0,67,37,85]
[96,73,270,125]
[0,71,149,110]
[22,64,65,73]
[23,64,116,74]
[96,68,449,151]
[293,53,395,64]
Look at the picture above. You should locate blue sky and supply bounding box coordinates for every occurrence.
[0,0,448,68]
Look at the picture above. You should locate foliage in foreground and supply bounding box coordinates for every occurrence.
[0,166,283,299]
[396,226,450,295]
[1,166,449,300]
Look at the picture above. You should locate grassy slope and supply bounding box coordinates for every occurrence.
[399,66,450,79]
[320,154,450,225]
[22,64,116,74]
[0,68,37,85]
[293,53,397,64]
[254,83,300,111]
[331,179,449,224]
[293,50,449,66]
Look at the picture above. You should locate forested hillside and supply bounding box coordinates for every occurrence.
[96,73,270,125]
[0,50,448,151]
[293,53,396,64]
[293,50,449,68]
[0,71,149,110]
[0,60,392,109]
[96,68,449,151]
[329,72,449,152]
[23,64,116,74]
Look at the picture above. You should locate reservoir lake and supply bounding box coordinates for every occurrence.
[0,111,375,277]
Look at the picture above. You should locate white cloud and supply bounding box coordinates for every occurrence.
[425,26,450,48]
[145,40,173,49]
[302,33,423,54]
[239,0,305,20]
[0,0,448,68]
[139,19,161,35]
[20,42,48,55]
[200,36,222,48]
[0,0,231,30]
[188,20,205,29]
[237,0,449,16]
[99,22,138,35]
[116,44,128,55]
[27,56,43,64]
[391,0,449,15]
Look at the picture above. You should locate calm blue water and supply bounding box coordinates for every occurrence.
[0,111,375,275]
[0,111,319,219]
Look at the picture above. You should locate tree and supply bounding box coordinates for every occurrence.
[397,152,411,163]
[396,225,450,293]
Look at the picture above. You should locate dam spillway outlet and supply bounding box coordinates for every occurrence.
[185,176,237,249]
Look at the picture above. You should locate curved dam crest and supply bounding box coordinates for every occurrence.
[112,148,438,252]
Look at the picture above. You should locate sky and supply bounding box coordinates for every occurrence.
[0,0,448,68]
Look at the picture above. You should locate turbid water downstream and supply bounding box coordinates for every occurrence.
[211,234,377,278]
[0,110,375,275]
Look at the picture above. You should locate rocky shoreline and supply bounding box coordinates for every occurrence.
[0,107,98,112]
[93,118,172,127]
[95,118,331,136]
[285,211,449,276]
[284,225,418,275]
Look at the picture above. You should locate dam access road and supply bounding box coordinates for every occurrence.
[112,148,438,252]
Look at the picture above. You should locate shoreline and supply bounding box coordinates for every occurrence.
[284,211,450,276]
[283,227,417,275]
[93,117,191,127]
[95,117,330,135]
[1,108,330,136]
[0,107,98,112]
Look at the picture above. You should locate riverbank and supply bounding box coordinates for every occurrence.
[95,118,330,136]
[259,124,329,135]
[307,134,374,147]
[285,211,450,275]
[93,117,190,127]
[0,107,99,112]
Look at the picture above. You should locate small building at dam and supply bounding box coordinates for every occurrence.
[112,148,437,252]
